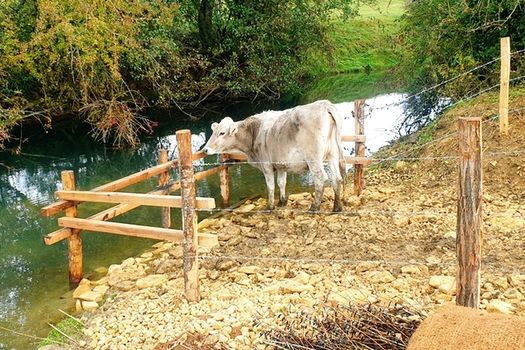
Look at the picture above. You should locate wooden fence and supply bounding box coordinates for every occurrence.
[41,115,371,301]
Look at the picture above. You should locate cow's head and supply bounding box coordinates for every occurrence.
[202,117,240,155]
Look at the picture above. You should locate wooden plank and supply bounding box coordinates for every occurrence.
[342,135,366,143]
[59,217,184,242]
[62,171,83,284]
[177,129,200,302]
[219,154,230,208]
[55,190,216,209]
[159,149,171,228]
[44,181,183,245]
[41,159,179,217]
[456,117,482,308]
[499,37,510,136]
[354,100,366,196]
[225,153,248,162]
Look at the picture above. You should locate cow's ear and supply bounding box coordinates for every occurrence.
[229,123,238,136]
[211,122,219,132]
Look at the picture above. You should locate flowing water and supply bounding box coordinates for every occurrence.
[0,94,407,349]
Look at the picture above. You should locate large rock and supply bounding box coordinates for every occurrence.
[328,288,369,304]
[81,301,99,312]
[486,299,514,314]
[267,280,314,294]
[238,266,260,275]
[136,274,168,289]
[508,274,525,287]
[429,275,456,295]
[365,270,395,284]
[73,284,91,299]
[77,291,104,302]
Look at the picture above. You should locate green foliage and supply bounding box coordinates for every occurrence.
[400,0,525,99]
[0,0,361,147]
[302,0,404,103]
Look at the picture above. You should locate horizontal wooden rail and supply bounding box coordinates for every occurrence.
[58,217,218,247]
[44,164,223,246]
[342,135,366,142]
[345,156,373,166]
[44,181,183,245]
[55,191,215,209]
[41,150,207,217]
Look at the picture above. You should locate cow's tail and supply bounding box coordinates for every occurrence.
[327,104,346,186]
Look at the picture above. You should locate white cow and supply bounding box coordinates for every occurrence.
[202,100,345,212]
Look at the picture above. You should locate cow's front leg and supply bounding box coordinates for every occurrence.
[262,167,276,210]
[276,170,288,206]
[308,161,325,212]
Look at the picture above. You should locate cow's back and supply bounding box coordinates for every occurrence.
[251,100,341,170]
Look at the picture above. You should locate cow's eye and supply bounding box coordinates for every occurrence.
[219,131,226,136]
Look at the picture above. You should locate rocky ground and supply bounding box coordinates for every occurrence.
[66,158,525,349]
[63,106,525,350]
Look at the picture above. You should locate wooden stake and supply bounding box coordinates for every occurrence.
[354,100,366,196]
[61,171,82,284]
[499,37,510,136]
[456,117,482,308]
[176,129,200,302]
[219,154,230,208]
[159,149,171,228]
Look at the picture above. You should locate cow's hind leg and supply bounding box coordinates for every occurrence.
[307,161,326,212]
[262,167,276,210]
[276,170,288,206]
[329,157,343,212]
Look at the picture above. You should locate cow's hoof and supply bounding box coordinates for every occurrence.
[266,205,275,211]
[308,205,320,213]
[332,205,343,213]
[278,198,288,207]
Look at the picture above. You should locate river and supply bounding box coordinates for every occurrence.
[0,94,406,349]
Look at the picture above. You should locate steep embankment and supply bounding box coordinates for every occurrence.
[55,88,525,350]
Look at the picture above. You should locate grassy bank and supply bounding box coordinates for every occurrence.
[303,0,405,102]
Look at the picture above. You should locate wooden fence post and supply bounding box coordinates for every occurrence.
[61,170,83,284]
[456,117,482,308]
[219,154,230,208]
[176,130,200,302]
[499,37,510,136]
[158,149,171,228]
[354,99,366,196]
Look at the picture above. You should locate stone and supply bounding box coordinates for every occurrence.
[75,299,83,312]
[401,265,421,274]
[294,271,311,285]
[444,231,456,240]
[355,261,380,273]
[365,270,395,284]
[508,274,525,287]
[107,264,122,274]
[168,246,183,259]
[486,299,514,314]
[94,266,108,275]
[394,161,407,171]
[217,261,237,271]
[238,204,256,213]
[425,256,441,265]
[136,274,168,289]
[81,301,99,311]
[73,283,91,299]
[78,291,104,302]
[208,270,221,280]
[271,280,314,294]
[238,266,260,275]
[113,280,135,291]
[504,288,524,300]
[393,216,410,228]
[491,276,509,289]
[410,213,439,223]
[429,275,456,295]
[92,285,110,294]
[328,289,369,304]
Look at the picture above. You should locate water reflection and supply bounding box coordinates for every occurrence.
[0,94,408,349]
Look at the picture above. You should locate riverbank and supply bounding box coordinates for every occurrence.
[48,86,525,349]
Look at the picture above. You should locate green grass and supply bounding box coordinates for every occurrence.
[302,0,405,102]
[38,317,84,348]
